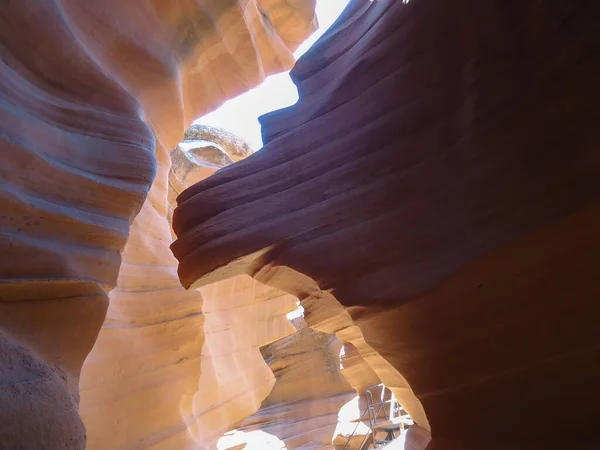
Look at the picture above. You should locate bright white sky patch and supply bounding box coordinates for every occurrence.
[195,0,351,150]
[285,303,305,320]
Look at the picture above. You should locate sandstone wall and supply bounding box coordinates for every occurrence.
[221,316,356,449]
[0,1,317,448]
[172,0,600,448]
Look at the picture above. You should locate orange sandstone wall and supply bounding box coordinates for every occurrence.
[0,1,316,448]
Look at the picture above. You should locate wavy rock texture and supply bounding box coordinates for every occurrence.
[187,275,299,449]
[217,295,396,450]
[173,0,600,448]
[0,1,316,448]
[79,128,307,448]
[221,316,356,449]
[168,125,254,229]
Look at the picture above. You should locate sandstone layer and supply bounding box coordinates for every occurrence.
[222,316,356,449]
[0,1,317,448]
[79,123,329,449]
[172,0,600,448]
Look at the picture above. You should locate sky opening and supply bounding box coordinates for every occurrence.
[194,0,351,150]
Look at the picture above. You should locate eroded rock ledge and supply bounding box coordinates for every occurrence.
[173,0,600,447]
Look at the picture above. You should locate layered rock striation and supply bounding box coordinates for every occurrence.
[221,316,356,449]
[172,0,600,447]
[0,1,317,448]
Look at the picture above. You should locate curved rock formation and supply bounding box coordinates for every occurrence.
[182,125,254,162]
[222,316,355,449]
[1,1,316,448]
[184,275,300,449]
[79,130,303,449]
[173,0,600,448]
[169,125,254,228]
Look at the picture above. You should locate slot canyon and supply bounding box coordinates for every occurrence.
[1,0,599,449]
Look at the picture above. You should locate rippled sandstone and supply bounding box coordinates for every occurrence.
[0,1,317,448]
[172,0,600,448]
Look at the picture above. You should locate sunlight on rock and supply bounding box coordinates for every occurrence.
[218,430,287,450]
[180,275,299,448]
[332,421,372,448]
[178,140,233,169]
[332,394,372,448]
[196,0,352,149]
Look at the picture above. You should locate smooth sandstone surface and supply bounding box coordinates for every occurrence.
[225,316,355,449]
[79,127,309,449]
[173,0,600,448]
[188,275,299,449]
[0,1,318,448]
[4,0,599,448]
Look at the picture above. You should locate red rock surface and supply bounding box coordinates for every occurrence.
[173,0,600,447]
